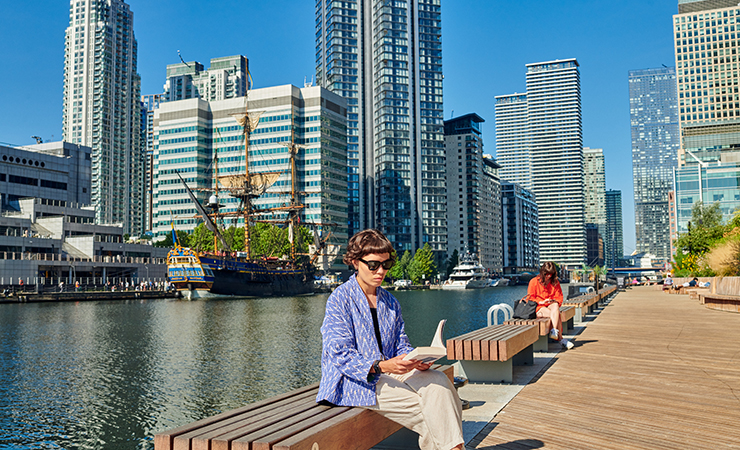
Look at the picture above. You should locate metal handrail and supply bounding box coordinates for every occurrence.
[487,303,514,326]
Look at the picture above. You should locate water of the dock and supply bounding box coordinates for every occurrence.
[464,285,740,450]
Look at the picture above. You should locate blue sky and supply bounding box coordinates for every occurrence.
[0,0,681,254]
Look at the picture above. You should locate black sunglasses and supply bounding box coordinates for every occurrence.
[357,258,395,271]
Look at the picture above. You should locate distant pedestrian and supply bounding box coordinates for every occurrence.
[524,261,574,350]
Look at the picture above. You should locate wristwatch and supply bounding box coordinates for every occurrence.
[373,360,382,374]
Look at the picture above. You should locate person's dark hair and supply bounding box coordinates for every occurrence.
[538,261,559,287]
[343,229,396,266]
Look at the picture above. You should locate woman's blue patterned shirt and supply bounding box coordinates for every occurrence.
[316,274,414,406]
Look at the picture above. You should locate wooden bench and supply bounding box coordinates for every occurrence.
[563,294,599,322]
[154,365,454,450]
[699,293,740,313]
[687,287,710,299]
[503,306,576,352]
[445,324,538,383]
[560,305,576,331]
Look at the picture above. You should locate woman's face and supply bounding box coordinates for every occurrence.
[354,252,392,291]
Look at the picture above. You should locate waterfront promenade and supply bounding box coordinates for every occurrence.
[467,285,740,449]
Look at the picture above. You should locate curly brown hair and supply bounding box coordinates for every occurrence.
[343,229,396,266]
[538,261,559,287]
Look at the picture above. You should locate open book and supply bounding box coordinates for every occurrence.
[403,319,447,364]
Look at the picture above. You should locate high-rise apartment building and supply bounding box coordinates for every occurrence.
[443,114,502,271]
[584,147,606,267]
[315,0,446,254]
[497,59,585,267]
[605,189,624,268]
[501,181,539,276]
[583,147,607,230]
[673,0,740,233]
[495,93,531,189]
[152,85,349,250]
[142,94,164,233]
[62,0,143,234]
[163,55,249,102]
[628,67,679,263]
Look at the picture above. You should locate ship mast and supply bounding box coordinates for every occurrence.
[243,109,252,259]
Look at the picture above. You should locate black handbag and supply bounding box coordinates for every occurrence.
[513,296,537,319]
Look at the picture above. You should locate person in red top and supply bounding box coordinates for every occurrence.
[526,261,574,350]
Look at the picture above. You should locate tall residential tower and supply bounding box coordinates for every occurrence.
[496,59,585,267]
[629,67,679,263]
[62,0,143,234]
[315,0,446,254]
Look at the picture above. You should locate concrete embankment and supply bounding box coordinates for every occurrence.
[0,290,180,303]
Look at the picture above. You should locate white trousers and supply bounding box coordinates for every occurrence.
[365,369,464,450]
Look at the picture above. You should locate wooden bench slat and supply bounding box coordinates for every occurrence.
[248,406,353,450]
[463,326,512,361]
[498,325,537,361]
[189,391,320,450]
[228,405,337,450]
[154,383,320,450]
[271,408,396,450]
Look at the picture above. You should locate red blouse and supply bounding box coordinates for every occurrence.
[527,277,564,311]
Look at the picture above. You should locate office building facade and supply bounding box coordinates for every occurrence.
[672,151,740,233]
[62,0,143,233]
[501,181,539,276]
[605,189,624,268]
[629,67,679,263]
[673,1,740,237]
[315,0,446,254]
[152,85,349,249]
[444,114,501,271]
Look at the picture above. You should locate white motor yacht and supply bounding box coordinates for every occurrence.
[442,254,489,290]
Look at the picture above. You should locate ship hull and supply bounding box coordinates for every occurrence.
[208,268,314,297]
[199,256,315,298]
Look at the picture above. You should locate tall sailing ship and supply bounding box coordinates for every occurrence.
[166,77,339,299]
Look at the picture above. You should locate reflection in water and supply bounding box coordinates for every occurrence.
[0,287,526,449]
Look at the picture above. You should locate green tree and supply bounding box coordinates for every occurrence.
[188,223,215,252]
[222,226,245,252]
[389,250,412,280]
[444,249,459,279]
[153,230,189,248]
[407,244,436,284]
[250,223,312,259]
[674,202,726,275]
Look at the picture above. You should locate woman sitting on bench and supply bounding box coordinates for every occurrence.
[527,261,574,350]
[317,229,464,450]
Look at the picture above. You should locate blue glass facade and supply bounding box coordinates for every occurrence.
[673,161,740,233]
[629,67,679,262]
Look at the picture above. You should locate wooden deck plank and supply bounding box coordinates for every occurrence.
[471,286,740,449]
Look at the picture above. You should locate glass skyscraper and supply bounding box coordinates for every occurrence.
[62,0,143,234]
[628,67,679,263]
[315,0,446,254]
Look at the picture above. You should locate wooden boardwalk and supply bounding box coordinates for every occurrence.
[468,286,740,450]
